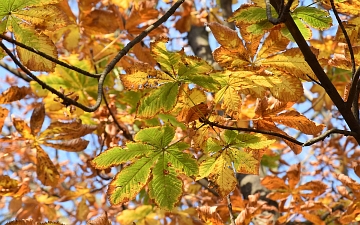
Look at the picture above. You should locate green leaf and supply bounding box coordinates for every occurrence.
[229,6,268,24]
[151,38,182,76]
[91,144,155,169]
[108,154,157,205]
[293,6,332,30]
[158,114,186,129]
[135,126,175,149]
[178,56,213,77]
[197,155,217,179]
[247,19,274,35]
[234,133,275,149]
[184,75,220,91]
[205,138,222,153]
[223,130,238,145]
[148,155,183,210]
[281,15,312,41]
[230,148,259,174]
[137,82,179,118]
[167,142,198,176]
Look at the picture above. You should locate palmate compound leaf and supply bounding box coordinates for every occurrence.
[92,126,198,210]
[198,131,274,197]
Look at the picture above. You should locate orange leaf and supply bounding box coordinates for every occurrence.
[261,176,288,190]
[297,181,327,198]
[0,107,9,131]
[286,163,301,190]
[30,103,45,136]
[0,86,30,104]
[183,103,209,123]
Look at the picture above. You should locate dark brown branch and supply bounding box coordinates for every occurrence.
[202,119,304,146]
[266,0,294,25]
[0,0,185,112]
[303,129,358,146]
[0,60,32,82]
[0,34,100,78]
[269,0,360,144]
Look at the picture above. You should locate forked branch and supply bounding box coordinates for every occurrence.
[0,0,185,112]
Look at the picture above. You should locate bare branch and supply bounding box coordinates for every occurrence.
[227,195,235,225]
[303,128,358,146]
[0,60,32,82]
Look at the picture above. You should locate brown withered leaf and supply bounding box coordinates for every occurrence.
[30,104,45,136]
[301,212,325,225]
[261,176,288,190]
[181,103,209,123]
[354,164,360,178]
[0,107,9,131]
[81,10,119,34]
[39,120,97,140]
[43,138,89,152]
[36,146,60,187]
[286,163,301,190]
[197,206,224,225]
[5,220,36,225]
[255,120,302,154]
[271,110,325,135]
[297,181,327,198]
[0,86,31,104]
[87,212,111,225]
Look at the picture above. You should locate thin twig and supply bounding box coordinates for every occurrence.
[0,60,32,82]
[330,0,355,76]
[202,119,304,146]
[227,195,235,225]
[0,34,100,78]
[303,128,357,146]
[0,0,185,112]
[90,49,134,142]
[347,67,360,120]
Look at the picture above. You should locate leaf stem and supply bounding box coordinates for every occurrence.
[227,195,235,225]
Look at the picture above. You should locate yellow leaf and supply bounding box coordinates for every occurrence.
[257,29,290,59]
[0,175,29,197]
[36,146,60,187]
[208,22,243,49]
[261,48,319,81]
[12,118,34,140]
[208,156,237,197]
[12,23,57,72]
[197,206,224,225]
[76,197,89,221]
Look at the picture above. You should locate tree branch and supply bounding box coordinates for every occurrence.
[202,119,304,146]
[270,0,360,144]
[0,0,185,112]
[0,34,100,78]
[227,195,235,225]
[0,60,32,82]
[303,128,358,146]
